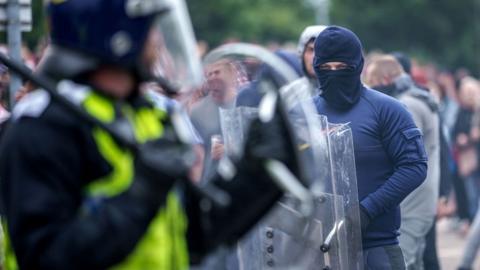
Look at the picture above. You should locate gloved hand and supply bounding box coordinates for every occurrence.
[242,107,300,180]
[359,204,372,236]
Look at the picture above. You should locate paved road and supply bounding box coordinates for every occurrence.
[438,218,480,269]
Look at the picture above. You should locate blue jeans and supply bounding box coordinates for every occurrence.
[465,176,480,220]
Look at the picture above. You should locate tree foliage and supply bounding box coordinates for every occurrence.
[23,0,48,50]
[186,0,316,47]
[330,0,480,75]
[6,1,479,76]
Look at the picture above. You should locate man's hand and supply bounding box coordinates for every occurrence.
[359,205,372,236]
[211,141,224,161]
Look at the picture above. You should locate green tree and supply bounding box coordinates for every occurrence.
[6,1,318,56]
[330,0,480,75]
[23,0,48,51]
[186,0,316,48]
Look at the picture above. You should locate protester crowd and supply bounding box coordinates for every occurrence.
[183,32,480,270]
[182,37,480,270]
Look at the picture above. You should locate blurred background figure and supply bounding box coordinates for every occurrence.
[279,25,326,111]
[453,77,480,221]
[365,54,440,270]
[0,64,10,125]
[189,59,246,182]
[235,49,302,108]
[457,77,480,270]
[0,45,11,126]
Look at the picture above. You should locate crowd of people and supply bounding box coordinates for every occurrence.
[169,26,480,270]
[0,1,479,269]
[185,28,480,270]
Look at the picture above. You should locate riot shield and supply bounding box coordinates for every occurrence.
[186,43,363,269]
[218,106,258,159]
[326,121,364,270]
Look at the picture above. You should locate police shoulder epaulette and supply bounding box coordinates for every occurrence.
[12,89,51,121]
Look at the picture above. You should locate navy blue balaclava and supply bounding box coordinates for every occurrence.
[313,26,365,110]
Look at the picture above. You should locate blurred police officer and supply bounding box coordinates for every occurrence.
[0,1,299,269]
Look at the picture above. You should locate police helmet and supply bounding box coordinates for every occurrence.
[42,0,203,90]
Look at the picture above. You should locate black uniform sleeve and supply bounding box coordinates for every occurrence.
[0,117,169,270]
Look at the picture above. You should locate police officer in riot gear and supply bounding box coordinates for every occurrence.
[0,1,300,269]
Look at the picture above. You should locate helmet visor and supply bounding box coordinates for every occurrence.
[142,0,204,92]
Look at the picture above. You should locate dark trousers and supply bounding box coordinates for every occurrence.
[454,173,472,221]
[423,219,440,270]
[363,244,406,270]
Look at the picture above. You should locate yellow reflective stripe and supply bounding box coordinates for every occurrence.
[82,92,189,269]
[83,92,115,122]
[85,128,134,196]
[2,221,18,270]
[2,92,189,270]
[1,195,189,270]
[123,106,165,143]
[111,193,189,270]
[168,193,189,269]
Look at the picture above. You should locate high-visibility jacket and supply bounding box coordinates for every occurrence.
[1,84,188,269]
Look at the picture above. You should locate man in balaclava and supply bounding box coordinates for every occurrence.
[280,25,326,110]
[313,26,428,269]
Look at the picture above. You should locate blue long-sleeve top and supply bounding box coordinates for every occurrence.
[314,87,428,249]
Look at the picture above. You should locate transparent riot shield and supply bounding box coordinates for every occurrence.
[186,43,363,270]
[219,106,258,159]
[326,121,364,270]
